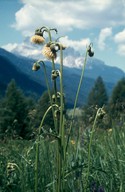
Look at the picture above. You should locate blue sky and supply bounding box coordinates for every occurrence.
[1,0,125,71]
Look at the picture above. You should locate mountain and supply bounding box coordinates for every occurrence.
[62,47,125,84]
[0,49,46,98]
[0,47,125,106]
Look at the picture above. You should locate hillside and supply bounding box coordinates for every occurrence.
[0,47,124,106]
[0,54,46,98]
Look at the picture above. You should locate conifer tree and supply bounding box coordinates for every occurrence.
[0,79,33,139]
[82,77,108,128]
[87,76,108,107]
[109,78,125,117]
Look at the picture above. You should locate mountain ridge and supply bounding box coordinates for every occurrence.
[0,47,124,106]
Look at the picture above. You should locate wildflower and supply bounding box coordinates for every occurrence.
[97,107,106,119]
[70,139,75,145]
[88,44,94,57]
[52,92,61,103]
[42,42,66,60]
[7,163,16,175]
[108,128,112,133]
[30,29,45,44]
[32,62,40,71]
[7,163,15,171]
[51,70,60,80]
[50,43,66,52]
[42,43,57,60]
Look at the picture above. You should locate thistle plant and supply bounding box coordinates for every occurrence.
[30,26,94,192]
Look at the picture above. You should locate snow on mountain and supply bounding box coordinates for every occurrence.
[0,46,125,106]
[1,37,125,84]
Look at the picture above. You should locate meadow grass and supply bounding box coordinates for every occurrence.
[1,125,125,191]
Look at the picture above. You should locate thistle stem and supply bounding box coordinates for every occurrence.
[85,108,101,191]
[35,104,59,192]
[66,47,88,153]
[56,45,65,192]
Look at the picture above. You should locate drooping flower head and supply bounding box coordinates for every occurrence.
[30,28,45,44]
[88,43,94,57]
[42,43,57,60]
[42,42,66,60]
[32,61,41,71]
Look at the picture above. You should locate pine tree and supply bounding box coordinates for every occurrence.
[109,78,125,117]
[82,77,108,128]
[0,79,34,139]
[87,76,108,107]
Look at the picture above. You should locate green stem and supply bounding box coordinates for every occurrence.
[59,45,64,142]
[35,104,59,192]
[38,60,52,104]
[52,58,58,101]
[36,60,57,132]
[57,45,65,192]
[66,47,89,153]
[85,108,101,191]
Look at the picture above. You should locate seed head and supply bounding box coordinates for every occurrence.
[30,35,45,44]
[42,44,57,60]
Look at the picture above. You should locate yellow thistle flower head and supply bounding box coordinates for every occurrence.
[30,29,45,44]
[42,44,57,60]
[30,35,45,44]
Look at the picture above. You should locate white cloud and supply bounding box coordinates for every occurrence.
[114,29,125,43]
[117,44,125,56]
[114,29,125,57]
[59,36,90,52]
[12,0,125,36]
[98,27,112,50]
[2,43,18,52]
[2,38,43,60]
[2,34,91,60]
[2,36,90,68]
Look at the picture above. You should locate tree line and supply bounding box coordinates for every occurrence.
[0,79,53,140]
[0,77,125,140]
[82,76,125,129]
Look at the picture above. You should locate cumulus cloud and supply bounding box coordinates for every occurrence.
[59,36,90,52]
[114,29,125,43]
[12,0,125,36]
[117,44,125,56]
[2,38,43,60]
[2,34,91,59]
[2,36,90,68]
[114,29,125,57]
[98,27,112,50]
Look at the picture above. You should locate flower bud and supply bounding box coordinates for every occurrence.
[50,43,60,52]
[51,70,59,80]
[88,44,94,57]
[32,62,40,71]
